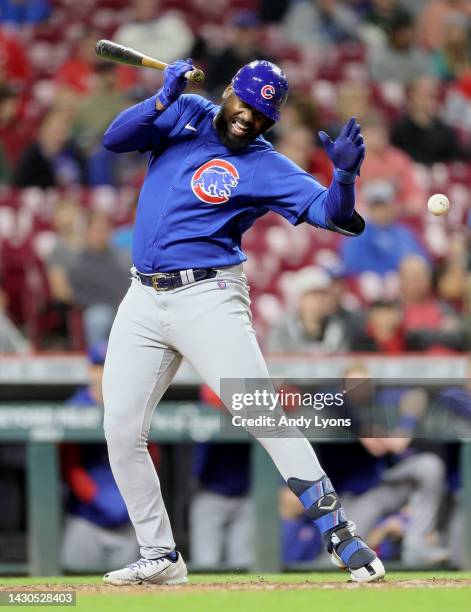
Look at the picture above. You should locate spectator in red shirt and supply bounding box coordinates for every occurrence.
[351,301,406,354]
[399,255,467,352]
[359,112,427,217]
[54,29,101,96]
[274,94,332,184]
[0,29,31,88]
[276,124,331,184]
[0,85,36,169]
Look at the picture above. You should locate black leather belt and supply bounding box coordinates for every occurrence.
[136,268,217,292]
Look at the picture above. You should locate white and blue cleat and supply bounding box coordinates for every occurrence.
[328,522,385,583]
[103,551,188,586]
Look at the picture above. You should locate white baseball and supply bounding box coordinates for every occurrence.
[427,193,449,216]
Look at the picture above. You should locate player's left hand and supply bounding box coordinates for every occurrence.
[157,58,194,109]
[318,117,365,175]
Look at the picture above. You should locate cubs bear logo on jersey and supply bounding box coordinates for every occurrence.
[261,85,275,99]
[191,159,239,204]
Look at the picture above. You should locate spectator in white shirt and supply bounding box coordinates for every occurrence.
[114,0,194,64]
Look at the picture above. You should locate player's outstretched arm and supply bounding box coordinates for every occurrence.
[103,58,194,153]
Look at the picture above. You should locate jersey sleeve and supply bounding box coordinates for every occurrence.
[252,150,328,227]
[103,95,189,154]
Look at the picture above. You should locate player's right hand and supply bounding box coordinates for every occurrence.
[157,58,194,109]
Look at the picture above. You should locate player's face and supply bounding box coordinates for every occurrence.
[214,90,273,149]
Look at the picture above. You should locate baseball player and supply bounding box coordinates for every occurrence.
[100,58,385,585]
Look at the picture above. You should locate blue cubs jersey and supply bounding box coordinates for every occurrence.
[104,94,331,273]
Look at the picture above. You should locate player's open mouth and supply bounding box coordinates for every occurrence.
[229,119,251,136]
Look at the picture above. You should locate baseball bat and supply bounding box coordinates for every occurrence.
[95,39,205,84]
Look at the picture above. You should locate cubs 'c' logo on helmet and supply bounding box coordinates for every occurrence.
[191,159,239,204]
[261,84,275,99]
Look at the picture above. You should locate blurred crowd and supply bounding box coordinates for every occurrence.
[0,0,471,354]
[0,0,471,351]
[1,0,471,572]
[0,0,471,353]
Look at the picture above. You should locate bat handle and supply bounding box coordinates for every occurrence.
[141,56,205,84]
[185,69,205,84]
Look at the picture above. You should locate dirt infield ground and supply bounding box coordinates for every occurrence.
[1,577,471,593]
[2,573,470,612]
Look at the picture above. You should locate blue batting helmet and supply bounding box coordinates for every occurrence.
[232,60,289,123]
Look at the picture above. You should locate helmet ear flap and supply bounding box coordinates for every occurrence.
[261,118,276,134]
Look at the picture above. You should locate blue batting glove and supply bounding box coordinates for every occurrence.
[157,58,194,108]
[319,117,365,183]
